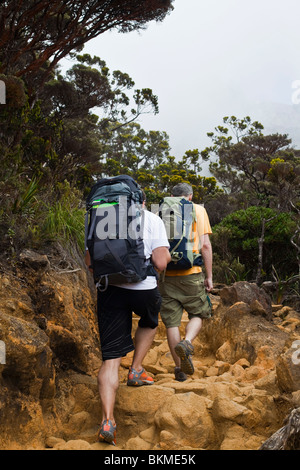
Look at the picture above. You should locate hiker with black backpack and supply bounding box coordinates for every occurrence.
[84,175,170,446]
[159,182,213,382]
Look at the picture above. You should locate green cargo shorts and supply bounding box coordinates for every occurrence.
[159,273,212,328]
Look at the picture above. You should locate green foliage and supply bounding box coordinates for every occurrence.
[212,206,298,282]
[270,265,300,305]
[212,254,249,285]
[41,183,85,252]
[12,178,39,214]
[0,169,85,254]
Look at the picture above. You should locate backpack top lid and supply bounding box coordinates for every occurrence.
[159,196,196,241]
[86,175,144,209]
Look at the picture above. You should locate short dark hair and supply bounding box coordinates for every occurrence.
[171,183,193,197]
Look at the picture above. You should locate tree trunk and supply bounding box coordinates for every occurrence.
[260,407,300,450]
[256,215,277,286]
[256,217,266,285]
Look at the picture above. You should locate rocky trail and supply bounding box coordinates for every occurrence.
[0,248,300,451]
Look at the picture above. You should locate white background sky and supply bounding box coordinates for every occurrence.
[62,0,300,173]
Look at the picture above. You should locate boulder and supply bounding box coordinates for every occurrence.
[46,322,88,372]
[219,281,272,319]
[200,300,289,365]
[276,341,300,392]
[0,311,53,397]
[220,424,265,450]
[45,436,66,448]
[115,385,175,444]
[0,274,35,321]
[154,392,215,449]
[19,249,50,274]
[212,395,250,423]
[54,439,93,450]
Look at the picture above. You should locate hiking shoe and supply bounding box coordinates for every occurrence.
[98,419,117,446]
[174,367,187,382]
[174,340,194,375]
[127,367,154,386]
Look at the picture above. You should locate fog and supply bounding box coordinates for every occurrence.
[64,0,300,172]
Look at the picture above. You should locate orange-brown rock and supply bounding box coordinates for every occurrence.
[0,247,300,450]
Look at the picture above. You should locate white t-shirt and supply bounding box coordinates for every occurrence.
[114,209,170,290]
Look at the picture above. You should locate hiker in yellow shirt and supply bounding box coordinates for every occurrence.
[159,183,213,382]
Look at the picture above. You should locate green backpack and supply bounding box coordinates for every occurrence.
[159,197,202,270]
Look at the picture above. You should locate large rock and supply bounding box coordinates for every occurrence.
[199,300,289,365]
[0,273,35,321]
[0,245,102,449]
[19,249,50,274]
[211,395,250,423]
[0,311,54,448]
[154,392,215,449]
[220,424,265,450]
[46,322,88,372]
[115,385,175,445]
[276,341,300,392]
[219,281,272,319]
[0,311,53,397]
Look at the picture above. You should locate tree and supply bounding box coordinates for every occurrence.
[266,153,300,211]
[0,0,174,96]
[202,116,299,210]
[98,121,221,204]
[0,55,161,192]
[100,121,170,174]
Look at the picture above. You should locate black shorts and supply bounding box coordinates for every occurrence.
[97,286,161,361]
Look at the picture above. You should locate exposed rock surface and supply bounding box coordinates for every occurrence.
[0,248,300,450]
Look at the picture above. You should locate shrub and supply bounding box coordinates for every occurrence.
[211,206,297,282]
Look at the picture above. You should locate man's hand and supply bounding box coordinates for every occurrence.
[85,250,93,273]
[200,234,213,292]
[204,277,213,292]
[151,246,171,272]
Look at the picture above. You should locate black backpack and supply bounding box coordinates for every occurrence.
[85,175,151,290]
[159,196,202,271]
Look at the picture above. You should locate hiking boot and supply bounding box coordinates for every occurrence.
[174,367,187,382]
[174,339,194,375]
[127,367,154,386]
[98,419,117,446]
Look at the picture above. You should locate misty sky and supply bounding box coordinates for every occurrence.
[63,0,300,172]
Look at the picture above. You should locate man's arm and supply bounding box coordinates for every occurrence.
[151,246,171,272]
[200,234,213,292]
[84,250,94,273]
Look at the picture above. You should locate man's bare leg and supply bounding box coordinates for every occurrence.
[167,317,203,368]
[166,326,181,367]
[185,317,202,343]
[131,326,157,371]
[98,357,122,426]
